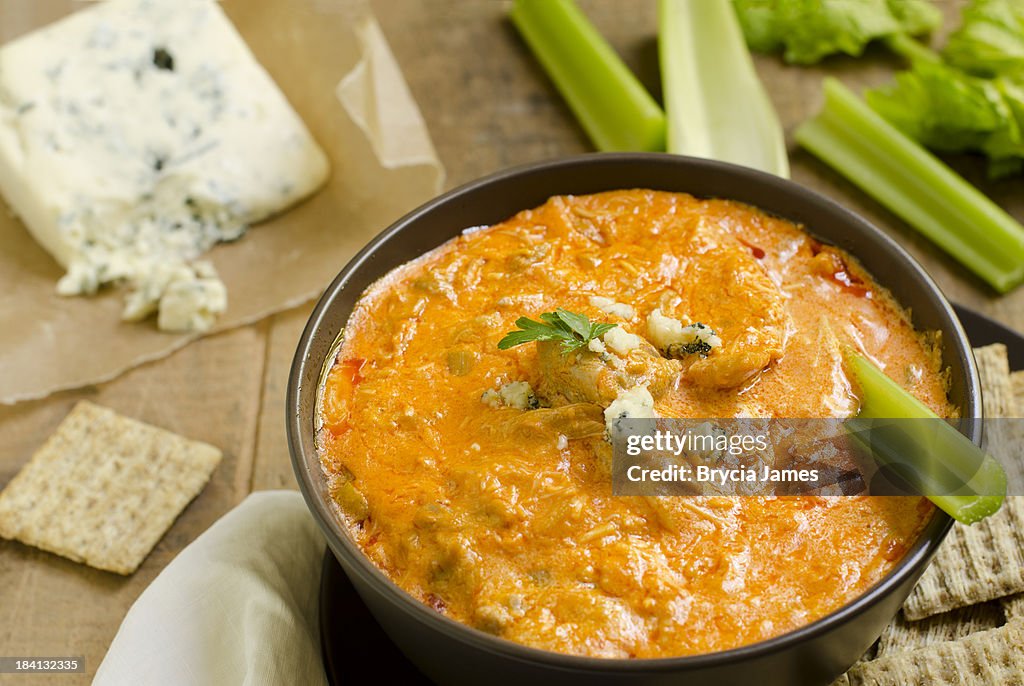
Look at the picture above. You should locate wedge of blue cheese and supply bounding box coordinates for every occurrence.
[0,0,329,331]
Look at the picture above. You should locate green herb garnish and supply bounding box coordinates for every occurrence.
[498,309,617,355]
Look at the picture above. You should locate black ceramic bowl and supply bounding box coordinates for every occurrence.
[288,153,981,686]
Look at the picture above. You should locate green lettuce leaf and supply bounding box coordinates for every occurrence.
[991,76,1024,170]
[866,61,1007,151]
[731,0,784,53]
[866,59,1024,177]
[732,0,941,64]
[886,0,945,36]
[944,0,1024,77]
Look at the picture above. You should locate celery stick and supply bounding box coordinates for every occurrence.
[847,351,1005,524]
[795,78,1024,293]
[658,0,789,177]
[510,0,666,152]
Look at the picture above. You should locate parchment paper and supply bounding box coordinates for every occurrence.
[0,0,444,405]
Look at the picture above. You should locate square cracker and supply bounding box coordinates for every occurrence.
[875,603,1004,657]
[1013,370,1024,416]
[975,344,1017,418]
[0,401,221,574]
[847,621,1024,686]
[998,371,1024,622]
[1004,594,1024,621]
[902,498,1024,620]
[1010,370,1024,486]
[902,345,1024,620]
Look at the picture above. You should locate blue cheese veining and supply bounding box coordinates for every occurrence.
[0,0,329,331]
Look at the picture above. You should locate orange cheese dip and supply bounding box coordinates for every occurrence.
[319,190,950,658]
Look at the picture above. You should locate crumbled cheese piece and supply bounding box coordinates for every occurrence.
[0,0,329,331]
[156,273,228,332]
[481,381,537,410]
[676,323,722,354]
[588,335,624,368]
[604,384,656,434]
[121,260,226,332]
[507,593,526,616]
[602,326,642,356]
[556,434,568,450]
[589,295,635,319]
[647,309,686,349]
[475,603,513,633]
[499,381,535,409]
[646,309,722,354]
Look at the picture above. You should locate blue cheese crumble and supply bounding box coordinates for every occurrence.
[646,308,722,358]
[602,326,642,356]
[604,384,656,434]
[589,295,635,320]
[482,381,538,410]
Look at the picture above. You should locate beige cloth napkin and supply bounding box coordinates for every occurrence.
[94,491,328,686]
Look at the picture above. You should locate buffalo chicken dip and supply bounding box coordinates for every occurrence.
[318,190,950,658]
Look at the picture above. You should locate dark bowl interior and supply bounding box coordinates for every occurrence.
[288,153,981,686]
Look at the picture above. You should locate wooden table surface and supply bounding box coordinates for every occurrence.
[1,1,1020,683]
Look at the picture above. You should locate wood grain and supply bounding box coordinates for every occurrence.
[252,306,314,492]
[0,325,266,684]
[2,0,1023,683]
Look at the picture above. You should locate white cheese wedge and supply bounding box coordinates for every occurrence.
[0,0,329,331]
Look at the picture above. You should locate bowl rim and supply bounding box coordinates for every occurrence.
[287,152,980,673]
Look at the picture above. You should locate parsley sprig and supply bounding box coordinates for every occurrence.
[498,309,617,355]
